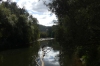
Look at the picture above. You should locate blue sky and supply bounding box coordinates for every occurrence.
[2,0,57,26]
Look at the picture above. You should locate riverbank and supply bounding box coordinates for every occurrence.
[37,38,54,41]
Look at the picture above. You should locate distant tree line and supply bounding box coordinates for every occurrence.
[39,25,55,38]
[0,1,39,50]
[46,0,100,66]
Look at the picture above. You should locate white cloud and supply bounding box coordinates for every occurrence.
[2,0,57,26]
[15,0,57,26]
[2,0,7,1]
[33,12,57,26]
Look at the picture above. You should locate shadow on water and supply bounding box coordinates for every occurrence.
[0,42,39,66]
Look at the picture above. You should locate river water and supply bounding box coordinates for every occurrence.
[0,39,60,66]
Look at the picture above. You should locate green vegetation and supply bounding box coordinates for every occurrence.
[46,0,100,66]
[39,25,55,38]
[0,1,39,50]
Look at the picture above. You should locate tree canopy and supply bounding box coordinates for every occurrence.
[0,1,39,49]
[46,0,100,66]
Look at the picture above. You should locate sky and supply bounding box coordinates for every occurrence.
[2,0,57,26]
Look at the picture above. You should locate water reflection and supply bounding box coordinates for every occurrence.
[38,40,60,66]
[0,40,60,66]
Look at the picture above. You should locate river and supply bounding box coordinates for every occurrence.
[0,39,60,66]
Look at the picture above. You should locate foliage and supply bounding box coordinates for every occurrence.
[46,0,100,66]
[0,1,39,49]
[39,25,55,38]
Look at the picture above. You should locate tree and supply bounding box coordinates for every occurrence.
[0,1,39,49]
[46,0,100,66]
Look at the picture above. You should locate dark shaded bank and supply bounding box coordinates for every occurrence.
[58,42,100,66]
